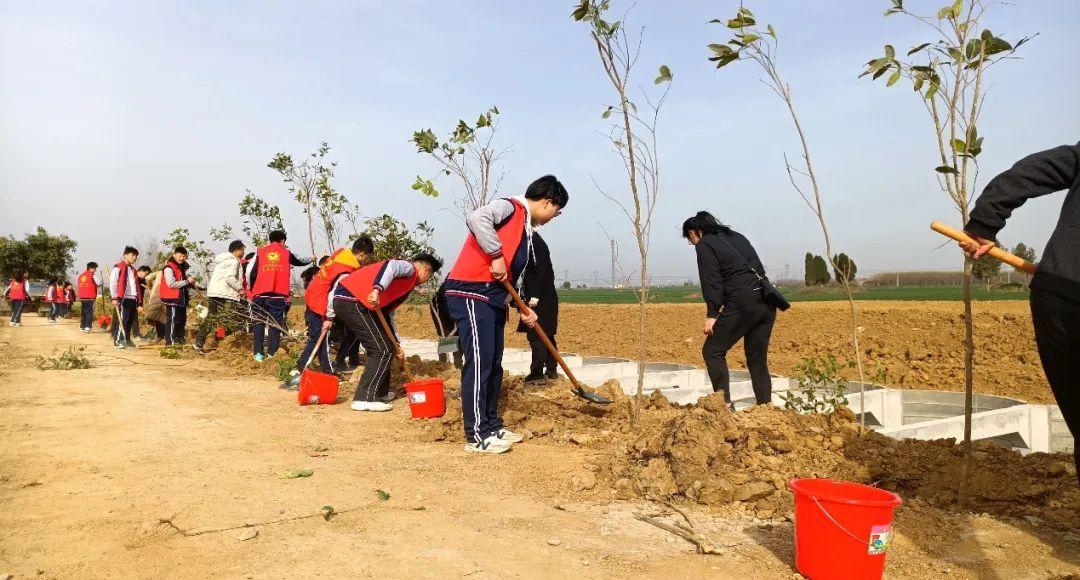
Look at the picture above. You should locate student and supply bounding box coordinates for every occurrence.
[6,271,30,327]
[109,247,144,349]
[45,279,58,323]
[517,231,560,383]
[444,175,567,453]
[287,237,374,388]
[961,142,1080,482]
[160,246,196,346]
[328,253,442,411]
[683,211,776,410]
[194,240,246,352]
[247,230,315,362]
[300,256,329,289]
[63,282,76,318]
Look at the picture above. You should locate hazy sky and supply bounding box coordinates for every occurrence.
[2,0,1077,284]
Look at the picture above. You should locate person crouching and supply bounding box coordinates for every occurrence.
[327,253,442,412]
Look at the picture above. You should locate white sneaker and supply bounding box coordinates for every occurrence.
[464,436,512,454]
[376,391,397,403]
[497,429,524,443]
[350,400,393,412]
[82,328,91,333]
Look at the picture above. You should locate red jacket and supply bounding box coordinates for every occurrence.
[8,280,28,300]
[77,270,98,299]
[448,198,528,283]
[251,243,292,296]
[305,248,360,318]
[338,260,418,313]
[54,286,68,304]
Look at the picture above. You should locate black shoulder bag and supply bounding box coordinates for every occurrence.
[716,235,791,312]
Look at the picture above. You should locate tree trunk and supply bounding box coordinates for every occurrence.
[958,259,975,506]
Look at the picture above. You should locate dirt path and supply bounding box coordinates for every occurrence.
[1,317,1077,579]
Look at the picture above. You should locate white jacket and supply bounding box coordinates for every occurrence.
[206,252,244,301]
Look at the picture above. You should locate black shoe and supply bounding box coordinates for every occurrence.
[545,370,559,380]
[523,372,546,384]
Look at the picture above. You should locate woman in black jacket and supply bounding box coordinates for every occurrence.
[517,232,559,382]
[683,211,775,409]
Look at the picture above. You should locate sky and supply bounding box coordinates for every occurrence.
[1,0,1077,285]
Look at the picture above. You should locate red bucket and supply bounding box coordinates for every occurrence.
[788,479,902,580]
[297,369,339,406]
[215,326,226,339]
[404,379,445,419]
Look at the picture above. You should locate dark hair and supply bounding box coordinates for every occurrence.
[123,246,139,257]
[524,175,569,209]
[137,266,152,274]
[268,230,287,243]
[63,281,72,287]
[351,235,375,255]
[13,272,25,283]
[413,252,444,273]
[244,252,255,260]
[317,255,329,266]
[87,262,98,269]
[681,211,730,239]
[228,240,245,253]
[173,246,188,256]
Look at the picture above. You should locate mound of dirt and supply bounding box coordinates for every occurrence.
[206,332,293,379]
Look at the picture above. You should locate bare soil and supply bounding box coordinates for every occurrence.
[397,300,1053,403]
[1,316,1077,579]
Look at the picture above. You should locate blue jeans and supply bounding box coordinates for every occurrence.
[447,296,506,444]
[296,308,333,373]
[10,300,25,323]
[252,296,288,356]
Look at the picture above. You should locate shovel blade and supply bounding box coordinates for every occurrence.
[437,337,459,354]
[574,385,613,405]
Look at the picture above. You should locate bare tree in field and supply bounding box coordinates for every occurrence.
[862,0,1032,503]
[572,0,671,419]
[708,5,868,426]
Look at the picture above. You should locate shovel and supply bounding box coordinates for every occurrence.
[930,221,1037,273]
[500,279,612,405]
[373,307,410,380]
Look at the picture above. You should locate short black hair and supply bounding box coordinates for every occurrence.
[681,211,729,238]
[351,235,375,255]
[413,252,444,273]
[173,246,188,256]
[63,281,72,287]
[268,230,287,243]
[524,175,569,209]
[244,252,255,260]
[137,266,152,273]
[228,240,245,253]
[317,255,329,266]
[123,246,139,257]
[87,262,98,269]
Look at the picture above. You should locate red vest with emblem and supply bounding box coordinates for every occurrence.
[9,280,27,300]
[339,260,418,313]
[251,243,292,296]
[159,262,184,301]
[55,286,68,304]
[305,248,361,318]
[448,198,528,283]
[77,270,98,299]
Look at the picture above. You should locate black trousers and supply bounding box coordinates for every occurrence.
[334,300,394,402]
[165,304,188,345]
[334,323,362,368]
[528,331,557,376]
[195,297,239,348]
[112,299,138,346]
[80,299,95,329]
[703,295,776,405]
[1030,288,1080,481]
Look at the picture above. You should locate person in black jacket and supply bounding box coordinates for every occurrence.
[683,211,775,409]
[517,232,559,383]
[961,142,1080,481]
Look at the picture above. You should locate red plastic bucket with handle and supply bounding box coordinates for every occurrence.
[404,379,445,419]
[297,369,339,406]
[788,479,902,580]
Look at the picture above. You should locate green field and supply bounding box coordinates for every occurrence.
[555,285,1030,304]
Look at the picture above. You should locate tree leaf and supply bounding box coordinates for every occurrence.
[935,165,959,175]
[950,138,967,153]
[886,69,902,86]
[654,64,672,85]
[766,24,776,38]
[872,65,891,80]
[377,489,391,501]
[885,44,895,59]
[907,42,931,55]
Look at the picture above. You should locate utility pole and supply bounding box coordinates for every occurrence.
[564,269,570,288]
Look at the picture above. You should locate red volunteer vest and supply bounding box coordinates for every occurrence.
[55,286,68,304]
[339,260,418,313]
[251,243,293,296]
[114,261,144,304]
[9,280,27,300]
[77,271,98,299]
[448,198,528,283]
[159,262,183,301]
[305,248,360,318]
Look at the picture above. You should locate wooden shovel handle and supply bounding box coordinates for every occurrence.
[373,307,408,377]
[930,221,1037,274]
[500,279,584,390]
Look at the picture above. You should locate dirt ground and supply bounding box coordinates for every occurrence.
[396,300,1054,403]
[1,315,1078,579]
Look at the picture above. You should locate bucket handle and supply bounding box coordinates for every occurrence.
[811,497,874,547]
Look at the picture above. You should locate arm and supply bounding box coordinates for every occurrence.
[246,255,258,289]
[465,199,516,258]
[966,143,1080,241]
[374,260,416,291]
[325,275,346,320]
[290,253,313,267]
[164,267,187,289]
[225,260,243,293]
[696,241,726,318]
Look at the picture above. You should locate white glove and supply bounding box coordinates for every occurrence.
[528,297,539,308]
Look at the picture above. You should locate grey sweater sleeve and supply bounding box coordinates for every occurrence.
[465,199,516,258]
[164,267,187,289]
[375,260,416,290]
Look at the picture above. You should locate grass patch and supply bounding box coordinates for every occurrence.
[36,346,92,370]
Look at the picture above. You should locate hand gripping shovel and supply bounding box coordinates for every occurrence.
[500,279,612,405]
[930,221,1037,274]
